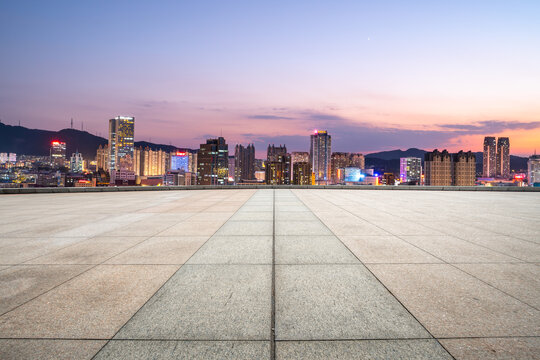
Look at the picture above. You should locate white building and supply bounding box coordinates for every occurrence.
[70,152,84,173]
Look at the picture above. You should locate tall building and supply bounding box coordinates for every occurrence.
[483,136,497,177]
[137,147,169,176]
[290,152,309,177]
[69,152,84,173]
[528,154,540,186]
[50,141,66,166]
[497,137,510,178]
[425,149,452,186]
[234,144,255,183]
[228,155,235,183]
[400,157,422,184]
[96,144,109,171]
[330,152,365,184]
[310,130,331,184]
[109,116,135,171]
[197,137,229,185]
[452,151,476,186]
[292,162,312,185]
[266,145,290,185]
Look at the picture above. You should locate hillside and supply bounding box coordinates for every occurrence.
[0,123,180,159]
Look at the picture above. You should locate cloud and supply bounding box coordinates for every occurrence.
[247,114,294,120]
[437,120,540,133]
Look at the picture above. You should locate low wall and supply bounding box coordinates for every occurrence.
[1,185,539,194]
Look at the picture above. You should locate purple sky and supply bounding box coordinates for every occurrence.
[1,1,539,156]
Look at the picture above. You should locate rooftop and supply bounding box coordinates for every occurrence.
[0,189,539,359]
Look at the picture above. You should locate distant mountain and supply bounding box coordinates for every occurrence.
[0,123,181,159]
[365,148,427,160]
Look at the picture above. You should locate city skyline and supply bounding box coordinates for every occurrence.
[1,1,540,156]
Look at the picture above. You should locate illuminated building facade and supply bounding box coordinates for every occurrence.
[171,151,190,172]
[528,154,540,186]
[109,116,134,171]
[497,137,510,178]
[50,141,66,166]
[331,152,364,184]
[96,145,109,171]
[137,147,169,176]
[69,152,84,173]
[234,144,255,183]
[310,130,332,184]
[452,151,476,186]
[425,149,452,186]
[0,153,17,164]
[197,137,229,185]
[400,157,422,184]
[266,145,290,185]
[292,161,312,185]
[483,136,497,177]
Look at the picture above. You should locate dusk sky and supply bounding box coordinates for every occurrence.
[1,0,539,156]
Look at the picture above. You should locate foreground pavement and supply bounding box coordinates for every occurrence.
[0,189,539,359]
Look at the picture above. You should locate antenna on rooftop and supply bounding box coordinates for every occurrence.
[71,118,73,129]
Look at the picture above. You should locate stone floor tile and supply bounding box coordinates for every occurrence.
[454,263,540,308]
[275,221,333,236]
[400,235,520,263]
[0,265,178,338]
[106,236,209,264]
[275,264,429,340]
[275,236,358,264]
[215,221,273,236]
[440,337,540,360]
[276,340,453,359]
[0,339,106,360]
[115,264,271,340]
[25,236,148,264]
[187,236,272,264]
[94,340,270,359]
[368,264,540,337]
[339,235,442,264]
[0,264,91,314]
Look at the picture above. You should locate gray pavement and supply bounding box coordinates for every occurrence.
[0,189,539,359]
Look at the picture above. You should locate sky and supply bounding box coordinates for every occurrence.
[1,0,539,157]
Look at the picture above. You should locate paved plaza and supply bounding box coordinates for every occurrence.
[0,189,539,359]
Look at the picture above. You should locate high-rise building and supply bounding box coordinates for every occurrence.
[292,161,312,185]
[452,151,476,186]
[399,157,422,184]
[528,154,540,186]
[234,144,255,183]
[425,149,452,186]
[483,136,497,177]
[228,155,235,183]
[266,145,290,185]
[497,137,510,178]
[69,152,84,173]
[109,116,135,171]
[197,137,229,185]
[137,147,169,176]
[96,144,109,171]
[290,151,309,181]
[310,130,331,184]
[50,141,66,166]
[330,152,365,184]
